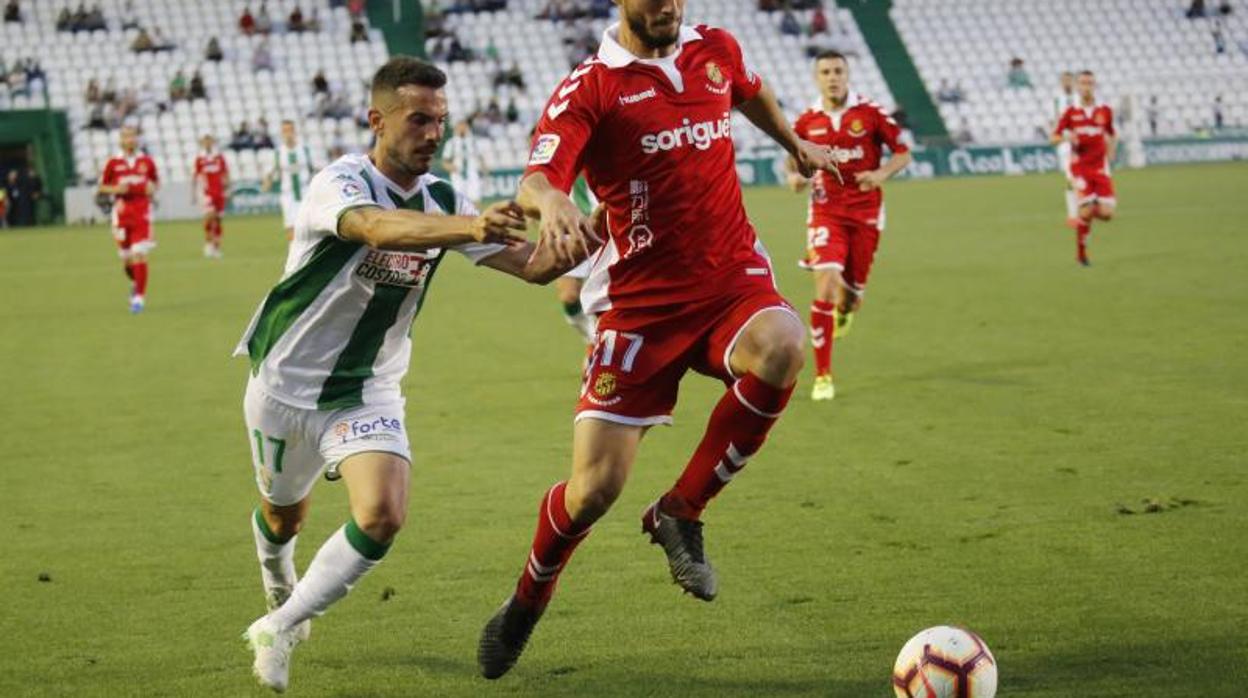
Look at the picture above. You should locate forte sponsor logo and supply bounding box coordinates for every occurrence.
[336,416,403,443]
[640,114,733,154]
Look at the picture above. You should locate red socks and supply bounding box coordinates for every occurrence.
[663,373,794,520]
[515,481,591,610]
[1076,220,1091,263]
[124,262,135,281]
[810,300,836,377]
[132,261,148,296]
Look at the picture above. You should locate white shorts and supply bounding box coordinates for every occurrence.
[243,380,411,506]
[563,259,591,281]
[279,195,301,229]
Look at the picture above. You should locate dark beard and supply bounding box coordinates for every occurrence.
[625,11,680,50]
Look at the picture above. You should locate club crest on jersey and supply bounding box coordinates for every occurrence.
[705,61,729,95]
[340,180,364,200]
[593,373,617,397]
[529,134,561,166]
[847,119,866,137]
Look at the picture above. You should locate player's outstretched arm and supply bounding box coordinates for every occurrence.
[784,156,809,192]
[855,150,913,192]
[516,172,601,267]
[479,203,605,284]
[737,81,841,182]
[337,202,526,251]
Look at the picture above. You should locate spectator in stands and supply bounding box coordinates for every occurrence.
[4,170,24,227]
[230,121,254,150]
[589,0,611,18]
[55,6,72,31]
[82,3,106,31]
[206,36,224,62]
[1187,0,1207,19]
[305,7,321,31]
[348,0,365,18]
[253,118,274,149]
[131,27,155,53]
[252,38,274,72]
[24,59,45,93]
[1007,57,1032,88]
[101,77,116,103]
[169,70,188,102]
[425,0,446,37]
[84,78,101,104]
[447,36,471,61]
[4,0,22,24]
[239,5,256,35]
[70,3,89,31]
[289,5,305,32]
[779,8,801,36]
[505,98,519,123]
[758,0,780,10]
[189,70,206,100]
[1218,0,1231,15]
[256,3,273,35]
[1147,96,1160,136]
[1214,95,1224,129]
[350,17,369,43]
[86,102,108,129]
[312,69,329,95]
[120,0,139,30]
[810,5,830,36]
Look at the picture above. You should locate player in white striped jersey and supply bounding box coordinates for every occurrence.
[1052,72,1079,229]
[239,56,595,693]
[554,176,599,348]
[262,120,318,241]
[442,119,487,205]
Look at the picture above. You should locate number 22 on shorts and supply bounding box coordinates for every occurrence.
[251,429,287,473]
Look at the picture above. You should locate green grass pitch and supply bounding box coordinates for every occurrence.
[1,163,1245,697]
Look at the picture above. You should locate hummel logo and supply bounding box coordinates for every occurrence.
[619,87,657,105]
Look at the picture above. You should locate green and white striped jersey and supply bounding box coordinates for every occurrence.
[570,176,598,215]
[275,143,316,202]
[234,153,504,410]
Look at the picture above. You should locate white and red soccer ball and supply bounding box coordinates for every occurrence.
[892,626,997,698]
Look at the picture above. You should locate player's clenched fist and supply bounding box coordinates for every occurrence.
[471,200,528,246]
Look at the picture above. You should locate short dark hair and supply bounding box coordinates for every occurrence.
[371,55,447,96]
[1078,69,1094,77]
[814,49,847,64]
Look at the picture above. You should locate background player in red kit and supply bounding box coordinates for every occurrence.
[1051,70,1117,266]
[98,125,159,313]
[192,134,230,259]
[787,50,911,401]
[477,0,840,679]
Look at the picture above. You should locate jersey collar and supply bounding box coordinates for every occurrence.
[362,154,425,202]
[597,22,703,69]
[813,91,862,115]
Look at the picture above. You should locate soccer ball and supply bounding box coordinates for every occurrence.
[891,626,997,698]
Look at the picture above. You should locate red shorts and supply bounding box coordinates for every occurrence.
[576,282,795,426]
[202,192,226,214]
[1071,169,1115,205]
[113,217,155,257]
[802,213,882,294]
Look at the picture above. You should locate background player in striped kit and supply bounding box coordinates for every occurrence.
[262,120,318,241]
[238,56,597,693]
[1052,71,1079,230]
[554,175,600,349]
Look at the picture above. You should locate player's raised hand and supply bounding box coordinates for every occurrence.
[533,192,601,266]
[470,200,528,246]
[794,139,844,185]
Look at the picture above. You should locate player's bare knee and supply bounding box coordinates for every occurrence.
[1097,207,1114,221]
[353,504,406,543]
[756,333,806,384]
[262,502,306,539]
[566,471,625,523]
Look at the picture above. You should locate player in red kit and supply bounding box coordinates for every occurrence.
[787,50,911,401]
[193,134,230,259]
[1051,70,1117,266]
[477,0,840,679]
[98,125,159,313]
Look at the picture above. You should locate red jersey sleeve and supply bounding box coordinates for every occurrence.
[101,160,117,186]
[146,156,160,183]
[875,106,908,154]
[793,111,813,140]
[193,156,204,177]
[720,28,762,106]
[1103,107,1116,136]
[523,62,602,193]
[1053,108,1072,138]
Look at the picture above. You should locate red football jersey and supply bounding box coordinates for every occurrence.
[525,24,768,314]
[101,153,159,224]
[793,92,907,222]
[1054,104,1115,173]
[194,151,229,198]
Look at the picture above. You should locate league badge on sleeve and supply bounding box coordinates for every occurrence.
[529,134,561,166]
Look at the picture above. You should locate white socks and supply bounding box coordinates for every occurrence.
[1065,188,1078,219]
[266,522,387,632]
[564,306,597,345]
[252,509,297,593]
